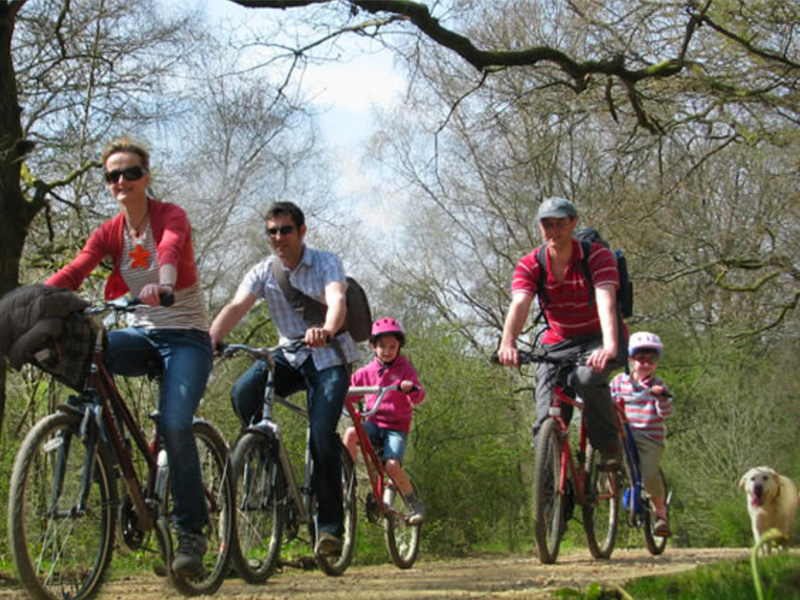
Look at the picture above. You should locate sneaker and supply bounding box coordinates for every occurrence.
[172,530,207,578]
[314,531,343,557]
[407,498,425,526]
[653,517,671,537]
[597,442,622,471]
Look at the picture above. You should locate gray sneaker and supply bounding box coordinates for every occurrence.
[407,498,425,526]
[172,530,207,578]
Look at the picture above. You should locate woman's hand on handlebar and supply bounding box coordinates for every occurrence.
[137,283,174,307]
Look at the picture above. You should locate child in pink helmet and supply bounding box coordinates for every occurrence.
[344,317,426,524]
[610,331,675,537]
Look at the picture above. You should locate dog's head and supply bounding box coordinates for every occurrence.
[739,466,780,507]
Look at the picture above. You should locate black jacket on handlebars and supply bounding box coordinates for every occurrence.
[0,284,95,390]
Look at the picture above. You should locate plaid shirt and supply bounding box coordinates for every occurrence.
[238,246,360,369]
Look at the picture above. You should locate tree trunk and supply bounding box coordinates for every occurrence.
[0,2,46,434]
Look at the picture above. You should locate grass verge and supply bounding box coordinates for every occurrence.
[555,553,800,600]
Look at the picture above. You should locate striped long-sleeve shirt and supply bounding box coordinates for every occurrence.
[610,373,674,443]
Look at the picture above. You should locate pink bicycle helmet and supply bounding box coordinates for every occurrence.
[370,317,406,346]
[628,331,664,357]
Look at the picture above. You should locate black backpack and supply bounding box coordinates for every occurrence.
[535,227,633,319]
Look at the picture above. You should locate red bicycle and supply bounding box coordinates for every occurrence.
[8,295,234,600]
[344,385,423,569]
[495,350,620,564]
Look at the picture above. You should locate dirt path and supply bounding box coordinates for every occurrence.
[0,547,752,600]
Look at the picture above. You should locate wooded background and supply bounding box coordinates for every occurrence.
[1,0,799,563]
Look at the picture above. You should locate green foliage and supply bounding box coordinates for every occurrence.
[398,323,534,556]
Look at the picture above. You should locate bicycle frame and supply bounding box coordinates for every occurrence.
[548,385,592,506]
[238,348,316,528]
[343,386,398,517]
[63,321,161,531]
[613,399,645,523]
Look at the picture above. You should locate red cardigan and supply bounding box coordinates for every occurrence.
[46,198,199,300]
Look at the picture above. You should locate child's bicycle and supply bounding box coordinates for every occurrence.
[493,349,621,564]
[613,394,672,555]
[8,295,235,600]
[344,385,423,569]
[220,341,357,583]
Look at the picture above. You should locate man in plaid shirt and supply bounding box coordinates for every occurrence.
[210,201,359,557]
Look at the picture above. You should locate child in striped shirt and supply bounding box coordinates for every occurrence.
[611,331,674,537]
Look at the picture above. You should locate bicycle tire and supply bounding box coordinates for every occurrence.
[642,469,669,555]
[168,420,235,596]
[384,474,422,569]
[533,418,565,564]
[9,411,117,600]
[582,444,621,559]
[313,446,357,576]
[230,431,285,583]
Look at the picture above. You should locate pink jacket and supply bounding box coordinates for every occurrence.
[349,355,425,433]
[45,199,199,300]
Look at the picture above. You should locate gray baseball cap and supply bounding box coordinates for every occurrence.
[537,196,577,220]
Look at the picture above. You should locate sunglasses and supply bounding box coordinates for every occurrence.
[104,166,148,184]
[266,225,295,237]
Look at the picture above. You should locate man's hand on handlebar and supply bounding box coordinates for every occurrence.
[304,326,333,348]
[496,343,519,368]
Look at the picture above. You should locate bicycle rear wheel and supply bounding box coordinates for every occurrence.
[582,444,621,559]
[230,431,285,583]
[384,475,422,569]
[168,420,235,596]
[642,469,669,555]
[313,446,357,576]
[9,411,117,600]
[533,418,565,564]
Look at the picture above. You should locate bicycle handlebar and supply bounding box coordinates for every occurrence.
[84,292,175,316]
[490,349,576,367]
[217,340,306,363]
[345,384,420,419]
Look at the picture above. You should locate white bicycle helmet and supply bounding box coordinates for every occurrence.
[628,331,664,357]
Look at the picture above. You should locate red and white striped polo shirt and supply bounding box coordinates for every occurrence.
[511,239,619,344]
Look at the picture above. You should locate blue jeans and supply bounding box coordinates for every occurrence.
[364,422,408,463]
[232,353,349,536]
[105,327,213,533]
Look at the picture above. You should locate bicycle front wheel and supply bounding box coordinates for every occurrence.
[384,475,422,569]
[642,469,669,555]
[582,444,620,559]
[230,431,285,583]
[168,420,235,597]
[313,446,357,576]
[9,411,117,600]
[533,418,565,564]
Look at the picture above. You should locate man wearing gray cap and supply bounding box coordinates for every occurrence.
[497,197,628,467]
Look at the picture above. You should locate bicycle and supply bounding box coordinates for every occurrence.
[221,341,357,583]
[493,349,621,564]
[344,385,422,569]
[8,295,235,600]
[613,393,672,555]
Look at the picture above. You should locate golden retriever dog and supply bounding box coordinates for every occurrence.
[739,466,799,551]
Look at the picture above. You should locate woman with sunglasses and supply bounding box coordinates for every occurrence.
[610,331,675,537]
[45,137,213,578]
